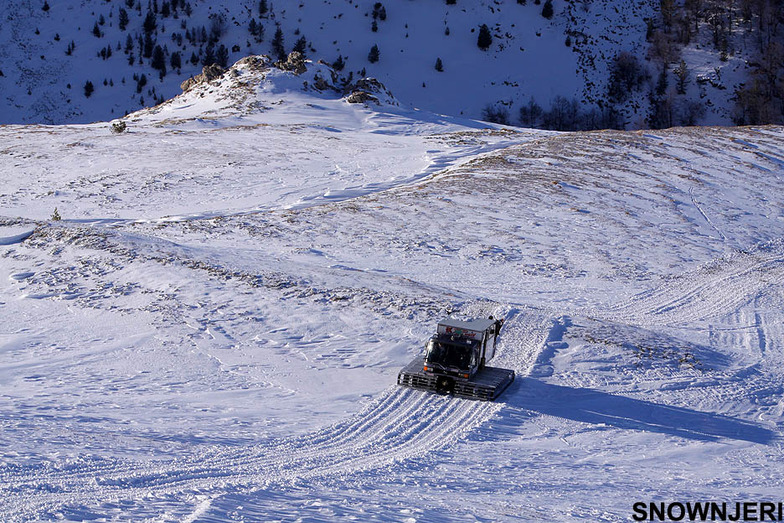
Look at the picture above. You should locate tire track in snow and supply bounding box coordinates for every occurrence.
[0,308,554,521]
[494,307,560,376]
[0,389,492,520]
[689,186,729,243]
[708,308,760,358]
[605,243,784,327]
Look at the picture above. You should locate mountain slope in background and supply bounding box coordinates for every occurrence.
[0,0,763,128]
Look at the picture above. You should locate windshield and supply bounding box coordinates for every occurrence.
[425,339,475,370]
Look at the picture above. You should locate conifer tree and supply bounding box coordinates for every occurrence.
[216,44,229,67]
[675,59,689,94]
[143,33,155,58]
[272,26,286,60]
[542,0,554,19]
[655,65,668,96]
[119,8,129,30]
[477,24,492,50]
[368,44,380,63]
[203,43,216,66]
[84,80,94,97]
[143,10,157,34]
[151,44,166,75]
[170,51,181,71]
[435,57,444,71]
[293,36,307,55]
[333,54,345,71]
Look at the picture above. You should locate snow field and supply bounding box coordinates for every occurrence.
[2,68,784,520]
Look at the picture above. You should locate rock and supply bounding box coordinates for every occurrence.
[180,76,197,92]
[234,55,271,72]
[350,77,387,94]
[274,51,307,75]
[345,91,380,105]
[312,73,334,92]
[180,64,227,92]
[343,77,394,105]
[202,63,226,81]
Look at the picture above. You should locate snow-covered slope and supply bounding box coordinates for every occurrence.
[1,60,784,521]
[0,0,585,122]
[1,0,742,128]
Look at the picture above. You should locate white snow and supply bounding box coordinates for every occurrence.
[1,60,784,521]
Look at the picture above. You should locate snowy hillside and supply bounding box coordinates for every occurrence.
[2,58,784,521]
[1,0,763,128]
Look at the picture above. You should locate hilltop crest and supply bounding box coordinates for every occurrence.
[128,52,398,123]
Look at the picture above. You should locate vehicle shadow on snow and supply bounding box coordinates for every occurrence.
[499,378,776,445]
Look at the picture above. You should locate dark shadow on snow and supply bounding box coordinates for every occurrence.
[497,377,776,445]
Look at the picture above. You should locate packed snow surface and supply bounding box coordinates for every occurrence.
[1,64,784,521]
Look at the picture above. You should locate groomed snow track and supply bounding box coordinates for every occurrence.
[0,389,501,520]
[0,309,553,521]
[606,240,784,327]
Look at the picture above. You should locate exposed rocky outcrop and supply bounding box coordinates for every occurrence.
[172,53,397,112]
[343,77,395,106]
[180,63,227,92]
[345,91,380,105]
[233,55,271,72]
[274,51,307,75]
[311,73,334,92]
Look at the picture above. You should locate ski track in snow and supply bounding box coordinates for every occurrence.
[0,309,553,521]
[604,242,784,327]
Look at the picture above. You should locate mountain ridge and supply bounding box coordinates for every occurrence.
[2,0,770,129]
